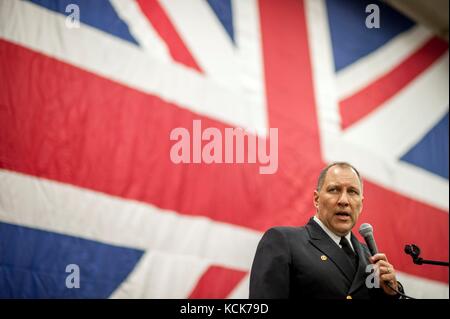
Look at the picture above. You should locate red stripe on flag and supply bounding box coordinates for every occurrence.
[0,39,272,231]
[188,266,247,299]
[357,182,449,283]
[136,0,202,72]
[258,0,324,223]
[340,37,448,129]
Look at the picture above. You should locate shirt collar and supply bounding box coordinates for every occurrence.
[313,215,354,251]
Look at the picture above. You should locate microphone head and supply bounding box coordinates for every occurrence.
[359,223,373,237]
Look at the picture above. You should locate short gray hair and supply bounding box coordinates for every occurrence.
[316,162,363,192]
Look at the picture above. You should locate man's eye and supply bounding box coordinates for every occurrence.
[349,189,359,195]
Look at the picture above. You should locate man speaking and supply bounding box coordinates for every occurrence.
[249,162,404,299]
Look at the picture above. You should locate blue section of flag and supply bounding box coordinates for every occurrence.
[0,222,144,298]
[207,0,235,44]
[27,0,139,46]
[326,0,414,72]
[401,112,449,179]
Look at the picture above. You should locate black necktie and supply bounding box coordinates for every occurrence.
[340,236,357,271]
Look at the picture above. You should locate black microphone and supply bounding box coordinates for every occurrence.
[359,223,413,299]
[358,223,378,256]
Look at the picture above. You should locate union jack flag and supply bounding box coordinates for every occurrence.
[0,0,448,298]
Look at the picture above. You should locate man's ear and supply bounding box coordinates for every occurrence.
[313,190,319,209]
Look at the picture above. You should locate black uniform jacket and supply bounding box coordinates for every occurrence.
[249,218,398,299]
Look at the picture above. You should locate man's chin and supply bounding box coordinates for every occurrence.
[331,222,353,236]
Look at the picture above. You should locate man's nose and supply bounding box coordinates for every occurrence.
[337,192,350,206]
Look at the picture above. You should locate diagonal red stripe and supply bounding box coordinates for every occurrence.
[189,266,247,299]
[357,182,448,283]
[136,0,202,72]
[340,37,448,130]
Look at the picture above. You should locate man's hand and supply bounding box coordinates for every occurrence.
[369,253,399,296]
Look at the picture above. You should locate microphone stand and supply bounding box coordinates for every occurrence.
[404,244,449,267]
[411,258,449,266]
[397,244,449,299]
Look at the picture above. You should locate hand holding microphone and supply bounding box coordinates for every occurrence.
[359,223,400,296]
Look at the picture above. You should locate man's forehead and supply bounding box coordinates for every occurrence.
[324,166,361,185]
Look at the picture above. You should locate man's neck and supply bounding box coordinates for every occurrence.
[313,215,354,250]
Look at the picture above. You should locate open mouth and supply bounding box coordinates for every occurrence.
[335,212,351,220]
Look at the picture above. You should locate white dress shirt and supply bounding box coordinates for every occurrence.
[313,215,355,252]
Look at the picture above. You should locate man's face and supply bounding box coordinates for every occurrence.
[314,166,363,236]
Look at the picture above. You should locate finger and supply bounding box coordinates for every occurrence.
[379,265,394,275]
[371,260,390,272]
[375,260,392,269]
[370,254,384,263]
[380,273,396,283]
[370,253,388,263]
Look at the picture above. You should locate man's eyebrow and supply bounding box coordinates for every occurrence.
[327,183,360,189]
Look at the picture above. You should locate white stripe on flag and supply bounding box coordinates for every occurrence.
[110,251,211,298]
[109,0,171,62]
[159,0,239,88]
[305,0,343,156]
[0,169,262,272]
[337,25,433,100]
[232,0,268,136]
[343,52,449,160]
[396,272,449,299]
[227,273,250,299]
